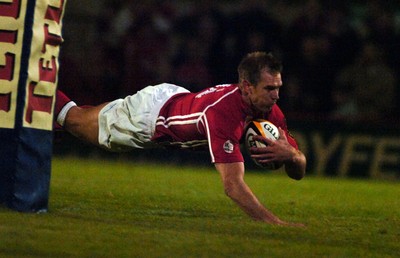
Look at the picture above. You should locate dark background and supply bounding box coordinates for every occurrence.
[58,0,400,128]
[54,0,400,178]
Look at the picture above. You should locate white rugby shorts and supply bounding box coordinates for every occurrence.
[98,83,190,151]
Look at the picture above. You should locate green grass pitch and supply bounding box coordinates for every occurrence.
[0,157,399,257]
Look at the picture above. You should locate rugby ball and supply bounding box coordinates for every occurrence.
[244,120,282,170]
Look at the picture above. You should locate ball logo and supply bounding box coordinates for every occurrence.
[263,123,279,140]
[223,140,234,154]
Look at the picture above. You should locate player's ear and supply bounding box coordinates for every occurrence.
[241,80,252,96]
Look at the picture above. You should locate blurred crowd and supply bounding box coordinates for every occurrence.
[58,0,400,127]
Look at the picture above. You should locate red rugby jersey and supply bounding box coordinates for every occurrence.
[152,84,298,163]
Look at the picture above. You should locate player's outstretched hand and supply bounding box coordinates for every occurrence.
[275,220,306,228]
[261,214,305,227]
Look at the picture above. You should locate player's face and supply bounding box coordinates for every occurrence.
[248,70,282,113]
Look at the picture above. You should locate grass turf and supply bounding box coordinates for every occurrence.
[0,157,399,257]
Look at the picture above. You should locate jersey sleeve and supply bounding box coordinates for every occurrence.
[202,104,245,164]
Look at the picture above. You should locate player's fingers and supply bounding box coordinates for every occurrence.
[250,152,277,163]
[280,222,306,228]
[248,146,273,154]
[252,135,274,145]
[286,222,306,228]
[251,153,275,159]
[278,127,287,141]
[256,158,277,165]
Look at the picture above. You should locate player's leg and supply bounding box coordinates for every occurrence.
[64,104,107,146]
[55,90,106,147]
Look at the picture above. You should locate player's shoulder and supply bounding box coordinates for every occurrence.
[195,83,238,99]
[213,83,238,92]
[271,104,284,116]
[267,104,286,125]
[214,83,236,88]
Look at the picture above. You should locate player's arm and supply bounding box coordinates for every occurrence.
[250,128,306,180]
[283,147,306,181]
[215,162,304,226]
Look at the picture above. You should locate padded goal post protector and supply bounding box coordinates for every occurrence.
[0,0,67,212]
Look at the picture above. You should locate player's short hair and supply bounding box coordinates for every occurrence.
[237,52,283,86]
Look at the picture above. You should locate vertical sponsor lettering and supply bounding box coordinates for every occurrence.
[0,0,22,128]
[0,0,21,19]
[23,0,65,130]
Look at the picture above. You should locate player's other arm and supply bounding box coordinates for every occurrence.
[284,147,306,180]
[215,162,304,226]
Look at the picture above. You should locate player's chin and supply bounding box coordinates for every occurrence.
[264,105,274,112]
